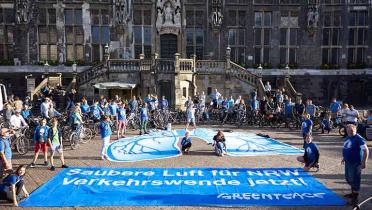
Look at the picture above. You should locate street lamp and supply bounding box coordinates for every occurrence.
[285,64,290,77]
[44,61,50,83]
[72,61,77,74]
[257,64,263,76]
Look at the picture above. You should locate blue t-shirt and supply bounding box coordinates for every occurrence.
[33,125,50,143]
[0,137,12,160]
[21,110,32,120]
[0,175,22,191]
[129,100,138,112]
[221,100,228,109]
[103,106,111,116]
[80,103,90,114]
[99,121,112,139]
[304,142,319,162]
[330,102,341,113]
[117,108,126,121]
[284,102,293,116]
[160,99,168,109]
[140,107,148,120]
[343,134,366,164]
[109,103,118,116]
[306,104,316,117]
[294,103,305,115]
[181,137,192,146]
[90,105,102,119]
[227,99,234,109]
[302,119,313,135]
[367,116,372,121]
[322,119,331,128]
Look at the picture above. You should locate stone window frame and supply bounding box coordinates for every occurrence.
[91,8,111,62]
[64,8,84,62]
[279,10,299,65]
[37,7,57,62]
[347,10,369,64]
[253,0,278,5]
[279,0,301,4]
[186,9,204,60]
[321,10,343,65]
[0,7,14,60]
[322,0,344,5]
[253,10,272,65]
[133,8,152,59]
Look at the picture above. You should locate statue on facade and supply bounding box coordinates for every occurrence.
[164,2,173,26]
[156,8,164,29]
[307,5,319,37]
[115,0,128,25]
[156,0,182,34]
[174,7,181,27]
[15,0,29,24]
[211,0,223,30]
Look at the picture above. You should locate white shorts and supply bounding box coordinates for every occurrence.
[187,117,195,123]
[50,144,63,154]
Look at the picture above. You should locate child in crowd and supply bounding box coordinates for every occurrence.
[180,131,192,154]
[297,134,320,172]
[48,118,68,171]
[117,103,127,139]
[139,103,149,135]
[30,118,49,167]
[321,114,333,134]
[99,115,112,160]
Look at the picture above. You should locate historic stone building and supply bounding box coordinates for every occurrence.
[0,0,371,106]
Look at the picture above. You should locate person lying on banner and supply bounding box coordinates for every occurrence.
[213,130,227,156]
[0,165,29,207]
[296,134,320,172]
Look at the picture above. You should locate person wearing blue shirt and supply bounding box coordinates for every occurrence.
[180,131,192,154]
[296,134,319,172]
[342,124,369,205]
[0,165,29,206]
[90,102,103,122]
[159,96,169,110]
[321,114,333,134]
[102,102,111,116]
[250,89,257,110]
[30,118,50,167]
[0,128,13,176]
[80,98,90,115]
[220,96,228,122]
[227,96,234,110]
[210,89,221,109]
[294,98,305,118]
[117,103,127,139]
[301,114,313,145]
[305,99,316,118]
[139,103,149,135]
[330,98,341,118]
[109,100,118,120]
[284,98,294,118]
[129,96,138,113]
[99,115,113,160]
[20,105,32,123]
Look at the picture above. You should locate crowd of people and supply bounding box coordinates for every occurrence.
[0,82,370,207]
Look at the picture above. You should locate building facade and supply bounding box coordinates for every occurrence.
[0,0,371,105]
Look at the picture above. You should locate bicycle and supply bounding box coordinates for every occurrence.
[10,127,30,155]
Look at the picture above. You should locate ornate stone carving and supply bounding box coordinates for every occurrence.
[15,0,30,24]
[307,4,319,37]
[156,0,181,34]
[211,0,223,30]
[114,0,130,26]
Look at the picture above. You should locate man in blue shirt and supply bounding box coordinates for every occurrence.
[342,124,369,205]
[109,100,118,120]
[330,98,341,119]
[129,96,138,113]
[294,98,305,118]
[99,115,113,160]
[159,96,169,110]
[284,97,294,118]
[90,102,103,122]
[250,89,257,110]
[0,128,13,176]
[305,99,316,118]
[80,98,90,115]
[296,134,319,172]
[210,89,221,109]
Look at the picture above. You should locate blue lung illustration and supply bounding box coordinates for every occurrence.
[106,131,181,162]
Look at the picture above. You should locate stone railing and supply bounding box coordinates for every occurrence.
[229,61,258,86]
[195,60,225,74]
[179,59,194,72]
[109,59,140,72]
[76,63,105,86]
[285,76,302,100]
[155,59,175,73]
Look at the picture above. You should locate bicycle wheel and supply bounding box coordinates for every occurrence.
[70,133,80,150]
[288,120,297,130]
[16,136,29,155]
[339,126,346,136]
[80,127,93,144]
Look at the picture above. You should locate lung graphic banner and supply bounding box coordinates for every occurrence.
[20,167,345,207]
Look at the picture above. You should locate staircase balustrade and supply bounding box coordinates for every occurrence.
[179,59,194,72]
[109,59,140,72]
[155,59,175,73]
[195,60,225,74]
[76,63,105,86]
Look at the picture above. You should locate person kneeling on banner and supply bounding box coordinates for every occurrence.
[297,134,320,172]
[0,165,29,207]
[213,130,227,156]
[180,131,192,154]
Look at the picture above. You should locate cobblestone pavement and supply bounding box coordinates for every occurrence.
[1,125,371,210]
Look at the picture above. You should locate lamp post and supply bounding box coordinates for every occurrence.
[44,61,50,84]
[285,63,290,78]
[257,63,263,77]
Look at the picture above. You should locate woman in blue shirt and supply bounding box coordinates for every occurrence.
[99,115,113,160]
[0,165,29,206]
[117,103,127,139]
[180,131,192,154]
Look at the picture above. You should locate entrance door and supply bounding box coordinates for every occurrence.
[160,34,177,58]
[159,81,172,106]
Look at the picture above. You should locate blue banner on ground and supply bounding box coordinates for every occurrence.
[106,130,180,162]
[20,167,345,207]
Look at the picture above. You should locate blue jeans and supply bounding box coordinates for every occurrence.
[345,161,362,192]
